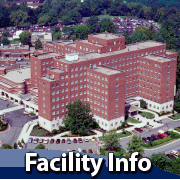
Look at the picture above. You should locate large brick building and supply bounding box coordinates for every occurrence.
[30,33,177,131]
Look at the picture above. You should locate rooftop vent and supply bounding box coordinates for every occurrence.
[65,53,78,61]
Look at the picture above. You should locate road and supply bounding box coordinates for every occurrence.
[119,117,180,157]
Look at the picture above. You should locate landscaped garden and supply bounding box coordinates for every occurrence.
[126,117,140,124]
[0,119,8,132]
[139,111,155,119]
[169,113,180,120]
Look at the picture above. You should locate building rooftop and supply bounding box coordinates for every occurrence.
[0,44,29,50]
[90,33,122,40]
[144,55,173,62]
[34,53,60,59]
[0,81,13,88]
[2,68,30,83]
[54,40,166,64]
[91,66,122,75]
[79,40,103,47]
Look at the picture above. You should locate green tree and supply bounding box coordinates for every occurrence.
[86,16,99,33]
[52,129,57,134]
[10,10,29,26]
[63,100,94,135]
[140,99,147,109]
[150,153,171,170]
[1,37,10,45]
[13,143,17,149]
[99,18,118,33]
[38,15,50,26]
[62,26,74,39]
[35,144,45,149]
[174,90,180,112]
[102,130,120,151]
[2,30,9,37]
[1,143,12,149]
[126,133,144,157]
[18,141,22,148]
[21,138,24,144]
[19,31,31,46]
[53,31,61,41]
[74,24,90,39]
[35,39,43,49]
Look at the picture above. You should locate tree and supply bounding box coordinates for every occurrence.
[140,99,147,109]
[53,31,61,41]
[2,30,9,37]
[1,37,10,45]
[74,24,90,39]
[35,144,45,149]
[174,90,180,112]
[52,129,57,134]
[62,26,74,39]
[13,143,17,149]
[126,133,144,157]
[86,16,99,33]
[10,10,29,27]
[102,130,120,151]
[99,18,118,33]
[1,143,12,149]
[35,39,43,49]
[37,15,50,26]
[19,31,31,46]
[21,138,24,144]
[18,141,22,148]
[150,153,171,170]
[63,100,94,135]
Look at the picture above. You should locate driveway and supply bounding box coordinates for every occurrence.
[0,108,38,146]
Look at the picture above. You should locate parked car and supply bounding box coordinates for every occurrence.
[142,137,150,143]
[158,130,168,137]
[82,149,87,153]
[39,139,44,143]
[73,138,77,143]
[78,138,83,143]
[61,139,65,143]
[43,139,49,144]
[88,149,93,153]
[170,150,179,157]
[91,137,96,141]
[67,138,71,144]
[28,138,33,143]
[33,138,39,144]
[166,154,176,159]
[165,132,170,136]
[147,137,155,141]
[84,138,89,142]
[134,128,143,133]
[50,139,55,144]
[56,139,60,144]
[78,148,82,152]
[151,134,158,140]
[157,135,163,139]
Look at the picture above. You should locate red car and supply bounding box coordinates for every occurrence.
[73,138,77,143]
[159,132,168,137]
[88,149,93,153]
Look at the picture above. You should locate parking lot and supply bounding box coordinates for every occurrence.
[25,139,99,153]
[0,99,38,146]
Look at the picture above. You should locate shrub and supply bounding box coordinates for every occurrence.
[30,112,36,116]
[35,144,45,149]
[168,131,180,139]
[140,99,147,109]
[51,129,57,134]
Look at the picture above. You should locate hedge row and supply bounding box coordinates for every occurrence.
[143,131,180,147]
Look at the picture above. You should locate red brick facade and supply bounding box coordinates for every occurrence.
[30,33,177,129]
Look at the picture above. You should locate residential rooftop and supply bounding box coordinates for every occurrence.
[2,68,30,83]
[0,44,29,50]
[34,53,60,59]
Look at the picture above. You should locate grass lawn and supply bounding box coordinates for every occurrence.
[139,111,155,119]
[126,117,140,124]
[169,113,180,120]
[10,40,20,44]
[98,131,131,141]
[30,125,52,137]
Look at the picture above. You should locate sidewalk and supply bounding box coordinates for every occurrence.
[0,106,23,115]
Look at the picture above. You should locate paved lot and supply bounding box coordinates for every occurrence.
[0,105,38,146]
[0,99,16,110]
[25,140,99,153]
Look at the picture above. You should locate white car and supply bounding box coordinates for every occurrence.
[84,138,89,142]
[43,139,49,144]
